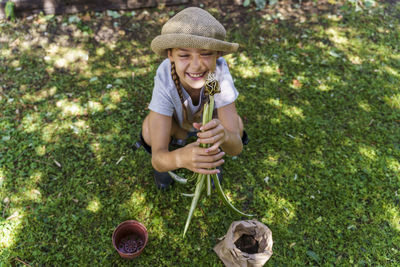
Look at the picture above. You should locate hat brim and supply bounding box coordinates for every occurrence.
[151,34,239,57]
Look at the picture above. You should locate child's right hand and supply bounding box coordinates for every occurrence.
[178,142,225,175]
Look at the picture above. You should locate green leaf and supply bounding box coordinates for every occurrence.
[329,50,341,58]
[168,171,188,184]
[364,0,375,8]
[5,1,15,21]
[269,0,278,5]
[306,250,320,262]
[183,174,205,237]
[255,0,266,9]
[212,174,254,217]
[243,0,250,7]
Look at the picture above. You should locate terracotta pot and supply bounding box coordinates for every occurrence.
[112,220,148,259]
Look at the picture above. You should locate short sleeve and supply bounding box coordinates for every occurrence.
[148,65,175,117]
[214,57,239,109]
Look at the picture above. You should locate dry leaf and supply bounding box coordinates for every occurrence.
[292,79,302,88]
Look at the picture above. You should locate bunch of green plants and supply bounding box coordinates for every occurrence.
[5,1,15,21]
[168,73,254,237]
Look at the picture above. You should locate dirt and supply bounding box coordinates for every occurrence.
[234,234,259,254]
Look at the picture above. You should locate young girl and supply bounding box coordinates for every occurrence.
[138,7,248,189]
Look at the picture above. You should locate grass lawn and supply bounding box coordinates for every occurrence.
[1,1,400,265]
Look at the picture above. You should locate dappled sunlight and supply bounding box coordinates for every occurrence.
[0,171,29,250]
[10,59,20,68]
[235,63,280,79]
[358,144,377,161]
[21,37,49,51]
[128,190,147,211]
[326,27,349,46]
[30,171,42,184]
[267,98,305,120]
[95,47,106,56]
[391,54,400,60]
[121,190,170,238]
[384,204,400,232]
[24,189,42,202]
[0,208,25,249]
[317,82,333,92]
[10,183,42,205]
[348,54,363,65]
[134,65,153,76]
[89,142,103,161]
[0,47,11,57]
[109,89,126,104]
[70,119,89,135]
[263,155,279,167]
[86,197,101,213]
[35,145,46,156]
[383,65,399,78]
[42,122,59,142]
[283,106,304,120]
[87,100,104,113]
[56,99,85,117]
[384,94,400,109]
[21,112,41,133]
[260,194,296,224]
[230,52,281,79]
[358,100,372,112]
[105,103,118,111]
[41,118,89,142]
[45,44,89,70]
[22,86,57,103]
[235,65,262,78]
[1,2,399,264]
[385,157,400,174]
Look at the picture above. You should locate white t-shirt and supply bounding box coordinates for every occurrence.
[148,57,239,131]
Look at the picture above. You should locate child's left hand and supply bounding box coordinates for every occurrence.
[193,119,227,153]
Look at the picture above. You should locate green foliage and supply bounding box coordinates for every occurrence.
[0,2,399,265]
[243,0,270,9]
[5,1,15,21]
[346,0,377,12]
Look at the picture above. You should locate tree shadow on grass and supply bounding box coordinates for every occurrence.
[1,3,399,266]
[226,6,400,265]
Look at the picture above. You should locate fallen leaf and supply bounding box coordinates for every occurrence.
[292,79,302,88]
[53,159,61,168]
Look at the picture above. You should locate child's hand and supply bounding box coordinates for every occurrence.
[180,142,225,175]
[193,119,227,153]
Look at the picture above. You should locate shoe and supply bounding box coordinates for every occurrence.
[154,169,174,190]
[242,130,250,145]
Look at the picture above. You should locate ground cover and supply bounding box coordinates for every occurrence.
[1,1,399,265]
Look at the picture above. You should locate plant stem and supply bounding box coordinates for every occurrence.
[183,174,205,237]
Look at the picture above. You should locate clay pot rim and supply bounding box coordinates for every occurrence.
[112,220,148,258]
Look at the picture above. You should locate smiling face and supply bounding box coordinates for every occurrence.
[168,48,220,91]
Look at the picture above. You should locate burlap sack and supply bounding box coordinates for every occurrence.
[213,220,273,267]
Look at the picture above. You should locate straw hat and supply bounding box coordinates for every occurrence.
[151,7,239,57]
